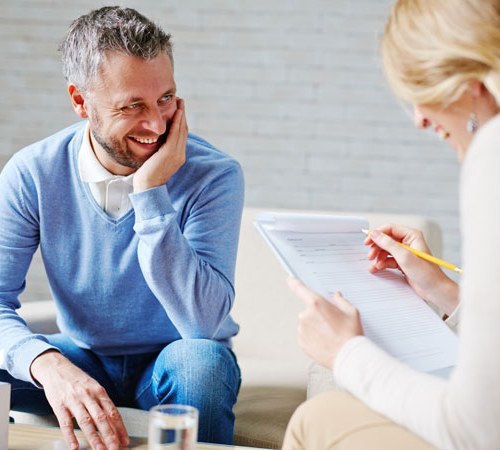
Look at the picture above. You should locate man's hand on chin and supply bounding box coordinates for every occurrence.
[30,350,129,450]
[133,98,188,193]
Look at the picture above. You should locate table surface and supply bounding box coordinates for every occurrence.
[8,423,262,450]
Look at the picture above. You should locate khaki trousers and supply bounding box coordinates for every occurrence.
[282,390,437,450]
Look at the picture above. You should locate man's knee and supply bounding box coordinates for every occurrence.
[153,339,240,400]
[158,338,239,380]
[138,339,239,444]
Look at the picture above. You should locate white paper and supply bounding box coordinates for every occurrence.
[0,382,10,450]
[255,212,458,373]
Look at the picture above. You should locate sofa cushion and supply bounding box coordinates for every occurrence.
[234,386,306,449]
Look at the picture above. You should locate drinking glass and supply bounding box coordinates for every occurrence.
[148,404,198,450]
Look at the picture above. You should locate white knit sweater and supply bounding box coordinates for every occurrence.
[334,114,500,450]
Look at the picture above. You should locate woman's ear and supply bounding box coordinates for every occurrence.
[469,80,486,98]
[68,84,89,118]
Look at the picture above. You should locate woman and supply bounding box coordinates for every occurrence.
[282,0,500,449]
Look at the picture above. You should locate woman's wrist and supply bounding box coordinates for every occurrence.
[427,275,459,315]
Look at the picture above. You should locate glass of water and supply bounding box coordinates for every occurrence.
[148,404,198,450]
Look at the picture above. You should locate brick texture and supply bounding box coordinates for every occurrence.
[0,0,461,301]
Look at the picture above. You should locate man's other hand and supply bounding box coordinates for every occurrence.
[30,350,129,450]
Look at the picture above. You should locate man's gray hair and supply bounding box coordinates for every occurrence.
[59,6,173,92]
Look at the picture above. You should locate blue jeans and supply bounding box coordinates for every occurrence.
[0,334,241,444]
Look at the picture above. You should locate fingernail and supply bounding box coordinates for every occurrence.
[106,439,121,450]
[371,229,381,239]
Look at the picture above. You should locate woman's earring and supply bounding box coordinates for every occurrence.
[466,112,478,134]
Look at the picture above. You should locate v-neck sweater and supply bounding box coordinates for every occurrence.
[0,121,244,384]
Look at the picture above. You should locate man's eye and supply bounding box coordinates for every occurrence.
[120,103,143,113]
[159,95,173,105]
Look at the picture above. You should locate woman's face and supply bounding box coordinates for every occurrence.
[413,84,499,162]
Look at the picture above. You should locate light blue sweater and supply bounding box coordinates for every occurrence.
[0,121,244,384]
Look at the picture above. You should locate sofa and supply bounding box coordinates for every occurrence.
[12,206,442,449]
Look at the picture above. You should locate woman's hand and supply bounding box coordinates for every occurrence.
[288,277,363,370]
[365,224,459,315]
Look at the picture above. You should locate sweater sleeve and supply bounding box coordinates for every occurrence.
[130,162,244,339]
[333,116,500,450]
[0,156,57,384]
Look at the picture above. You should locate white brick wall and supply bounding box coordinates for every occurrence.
[1,0,461,301]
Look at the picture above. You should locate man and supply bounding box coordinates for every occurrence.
[0,6,244,449]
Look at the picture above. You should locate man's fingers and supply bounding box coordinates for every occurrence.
[180,108,188,141]
[55,407,80,450]
[163,98,183,144]
[99,397,129,446]
[166,101,187,155]
[84,399,123,450]
[55,392,127,450]
[177,99,188,140]
[176,97,184,111]
[73,404,108,450]
[174,107,188,150]
[167,108,182,143]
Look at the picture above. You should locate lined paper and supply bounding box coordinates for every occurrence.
[256,212,457,373]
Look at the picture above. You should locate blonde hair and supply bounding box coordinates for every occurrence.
[381,0,500,106]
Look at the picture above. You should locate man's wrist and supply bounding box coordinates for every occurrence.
[30,349,63,385]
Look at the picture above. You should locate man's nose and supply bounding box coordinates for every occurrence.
[142,106,167,135]
[413,105,430,129]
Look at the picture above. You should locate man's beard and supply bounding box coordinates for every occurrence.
[90,107,146,170]
[91,128,142,170]
[89,108,169,170]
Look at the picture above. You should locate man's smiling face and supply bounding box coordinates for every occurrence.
[83,51,177,176]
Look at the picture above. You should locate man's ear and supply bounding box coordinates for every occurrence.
[68,84,89,119]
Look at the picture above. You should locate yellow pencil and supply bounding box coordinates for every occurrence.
[361,229,462,274]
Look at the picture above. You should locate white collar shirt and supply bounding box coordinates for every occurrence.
[77,123,134,219]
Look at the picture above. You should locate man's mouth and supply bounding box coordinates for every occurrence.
[129,136,159,144]
[129,124,170,147]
